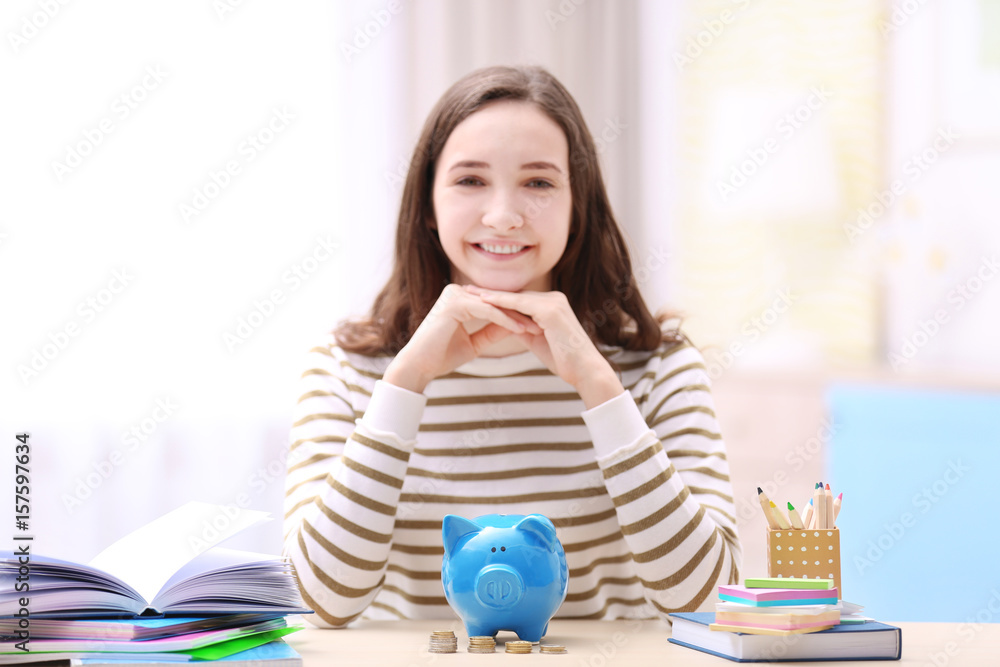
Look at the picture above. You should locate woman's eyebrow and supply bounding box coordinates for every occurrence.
[447,160,563,174]
[521,161,562,173]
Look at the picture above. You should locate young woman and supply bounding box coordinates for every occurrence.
[283,65,740,628]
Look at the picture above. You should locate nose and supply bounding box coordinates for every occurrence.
[481,191,524,231]
[475,565,524,610]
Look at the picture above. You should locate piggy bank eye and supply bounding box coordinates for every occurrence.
[501,546,506,552]
[491,547,496,552]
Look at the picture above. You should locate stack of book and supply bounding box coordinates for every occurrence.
[0,503,310,665]
[669,577,902,662]
[712,578,841,635]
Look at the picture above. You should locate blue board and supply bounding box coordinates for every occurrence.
[827,384,1000,622]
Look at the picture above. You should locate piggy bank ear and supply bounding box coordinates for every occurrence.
[442,515,481,557]
[514,514,558,551]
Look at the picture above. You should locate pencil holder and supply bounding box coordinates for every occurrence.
[766,528,842,598]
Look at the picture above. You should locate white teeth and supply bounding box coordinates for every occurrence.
[480,244,525,255]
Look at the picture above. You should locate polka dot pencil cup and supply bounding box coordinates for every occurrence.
[766,529,842,598]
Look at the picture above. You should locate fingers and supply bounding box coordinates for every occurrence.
[461,285,544,334]
[430,284,540,335]
[465,285,564,317]
[470,299,531,334]
[497,307,543,335]
[468,322,513,355]
[435,287,529,335]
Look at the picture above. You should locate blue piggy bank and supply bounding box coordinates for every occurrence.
[441,513,568,642]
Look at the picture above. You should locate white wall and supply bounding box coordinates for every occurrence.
[1,0,351,558]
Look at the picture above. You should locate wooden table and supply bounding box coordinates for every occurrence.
[285,618,1000,665]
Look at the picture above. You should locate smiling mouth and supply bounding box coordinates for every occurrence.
[474,243,531,257]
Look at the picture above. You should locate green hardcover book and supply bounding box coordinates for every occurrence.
[744,577,833,590]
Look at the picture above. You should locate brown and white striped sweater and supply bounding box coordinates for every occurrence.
[282,334,741,627]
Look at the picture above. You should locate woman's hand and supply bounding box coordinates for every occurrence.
[382,284,543,394]
[464,285,625,409]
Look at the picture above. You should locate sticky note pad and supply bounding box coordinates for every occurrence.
[745,577,834,590]
[718,585,838,606]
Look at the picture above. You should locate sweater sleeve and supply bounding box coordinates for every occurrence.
[282,343,426,627]
[581,343,741,620]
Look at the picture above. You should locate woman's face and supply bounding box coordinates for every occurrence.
[431,100,572,293]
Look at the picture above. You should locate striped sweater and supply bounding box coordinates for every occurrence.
[282,333,741,627]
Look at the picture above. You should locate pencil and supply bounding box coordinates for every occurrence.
[770,500,791,529]
[757,487,780,529]
[787,502,805,529]
[813,482,827,529]
[808,484,818,528]
[833,492,842,527]
[801,497,814,529]
[825,483,834,529]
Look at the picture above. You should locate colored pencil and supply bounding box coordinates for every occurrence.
[757,487,780,529]
[813,482,826,529]
[825,483,834,529]
[787,502,804,529]
[801,497,814,529]
[770,501,791,529]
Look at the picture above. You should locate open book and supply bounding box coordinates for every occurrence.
[0,502,309,618]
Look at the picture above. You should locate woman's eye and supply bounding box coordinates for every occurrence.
[527,179,554,189]
[457,177,483,186]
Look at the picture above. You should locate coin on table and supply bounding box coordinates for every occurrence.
[428,630,458,653]
[540,644,568,654]
[505,640,534,654]
[468,636,496,653]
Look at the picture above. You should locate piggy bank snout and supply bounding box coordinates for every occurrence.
[474,565,524,610]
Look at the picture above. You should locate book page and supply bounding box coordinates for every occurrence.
[88,501,270,606]
[155,548,279,596]
[152,548,296,609]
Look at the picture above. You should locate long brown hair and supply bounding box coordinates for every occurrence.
[336,65,677,355]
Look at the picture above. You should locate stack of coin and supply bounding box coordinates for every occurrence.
[540,644,568,654]
[468,635,496,653]
[428,630,458,653]
[504,640,534,654]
